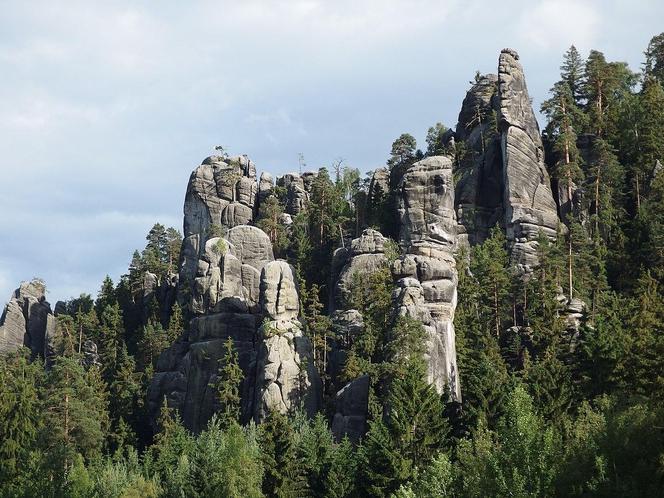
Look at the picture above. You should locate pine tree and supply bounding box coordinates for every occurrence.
[108,343,141,450]
[95,275,117,317]
[40,356,109,476]
[644,32,664,83]
[212,337,243,428]
[259,410,308,497]
[256,195,289,256]
[385,358,449,472]
[0,350,43,492]
[304,283,332,382]
[560,45,585,105]
[541,80,585,209]
[166,302,185,344]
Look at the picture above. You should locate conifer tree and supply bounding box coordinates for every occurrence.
[560,45,585,105]
[212,337,243,428]
[259,410,308,497]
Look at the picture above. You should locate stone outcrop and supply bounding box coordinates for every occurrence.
[180,155,258,301]
[498,49,560,271]
[150,158,320,432]
[393,156,461,400]
[453,49,560,274]
[277,171,318,216]
[331,229,388,310]
[253,261,320,422]
[331,375,370,443]
[454,74,504,246]
[0,279,56,358]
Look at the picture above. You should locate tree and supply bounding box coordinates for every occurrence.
[644,32,664,83]
[304,283,332,382]
[137,320,169,369]
[425,122,451,156]
[0,349,43,493]
[387,133,417,170]
[541,80,585,208]
[256,195,289,256]
[259,410,308,497]
[95,275,117,317]
[166,302,185,344]
[40,356,109,478]
[192,417,264,498]
[560,45,585,105]
[385,358,449,473]
[212,337,244,428]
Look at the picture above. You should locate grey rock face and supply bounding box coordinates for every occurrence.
[398,156,457,252]
[498,49,560,271]
[454,74,504,247]
[254,261,320,421]
[0,279,55,358]
[180,155,259,302]
[395,156,461,400]
[331,375,370,443]
[148,312,259,432]
[332,229,388,310]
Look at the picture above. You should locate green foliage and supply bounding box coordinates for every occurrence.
[212,337,244,428]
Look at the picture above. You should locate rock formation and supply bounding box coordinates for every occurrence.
[393,156,461,400]
[253,261,320,422]
[150,157,320,432]
[180,155,258,301]
[454,49,560,274]
[0,279,56,358]
[498,49,560,271]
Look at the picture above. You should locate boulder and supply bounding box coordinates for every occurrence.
[331,375,370,443]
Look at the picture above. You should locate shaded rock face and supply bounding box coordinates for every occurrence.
[453,50,560,274]
[331,375,370,443]
[151,157,321,432]
[455,74,504,246]
[254,261,320,422]
[394,156,461,400]
[277,171,318,216]
[331,229,388,311]
[0,280,55,358]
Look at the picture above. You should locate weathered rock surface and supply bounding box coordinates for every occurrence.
[331,375,370,443]
[253,261,320,421]
[394,156,461,400]
[498,49,560,271]
[180,155,259,301]
[331,229,388,310]
[0,280,56,358]
[148,312,259,432]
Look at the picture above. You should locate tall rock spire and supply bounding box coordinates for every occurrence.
[498,48,560,272]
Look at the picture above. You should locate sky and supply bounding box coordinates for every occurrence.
[1,0,662,305]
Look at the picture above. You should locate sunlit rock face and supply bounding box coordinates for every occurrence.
[149,156,320,433]
[394,155,461,401]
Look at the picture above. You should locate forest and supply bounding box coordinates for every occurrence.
[1,33,664,497]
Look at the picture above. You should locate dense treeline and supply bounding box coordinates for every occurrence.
[2,34,664,497]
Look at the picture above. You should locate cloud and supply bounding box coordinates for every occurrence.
[0,0,661,308]
[518,0,601,52]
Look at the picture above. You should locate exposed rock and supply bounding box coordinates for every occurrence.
[331,375,370,443]
[258,171,274,205]
[332,229,388,310]
[253,261,320,421]
[454,74,503,246]
[180,155,259,303]
[148,312,259,432]
[367,167,389,209]
[328,309,364,388]
[498,48,560,272]
[398,156,457,252]
[0,279,55,358]
[394,156,461,400]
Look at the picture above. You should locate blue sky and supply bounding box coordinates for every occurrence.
[1,0,662,305]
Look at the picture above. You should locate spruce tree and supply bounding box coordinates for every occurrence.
[212,337,243,428]
[259,410,308,497]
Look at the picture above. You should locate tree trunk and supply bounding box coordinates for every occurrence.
[568,234,574,300]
